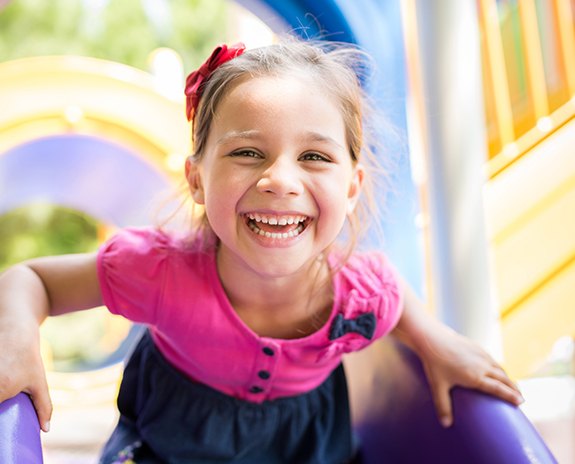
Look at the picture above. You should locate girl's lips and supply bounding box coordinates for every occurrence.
[243,212,312,240]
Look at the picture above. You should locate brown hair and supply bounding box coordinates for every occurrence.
[185,37,390,257]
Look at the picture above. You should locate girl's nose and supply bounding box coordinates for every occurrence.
[256,158,304,197]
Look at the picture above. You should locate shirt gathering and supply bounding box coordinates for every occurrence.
[97,227,403,403]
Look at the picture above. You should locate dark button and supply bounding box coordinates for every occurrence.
[249,386,264,393]
[258,370,271,380]
[262,347,274,356]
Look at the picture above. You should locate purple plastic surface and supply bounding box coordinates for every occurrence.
[0,340,557,463]
[350,338,558,464]
[0,135,170,226]
[0,393,43,464]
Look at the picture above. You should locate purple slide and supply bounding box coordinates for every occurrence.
[0,338,557,463]
[348,338,558,463]
[0,393,43,463]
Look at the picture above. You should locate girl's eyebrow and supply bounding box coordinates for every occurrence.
[304,131,345,150]
[216,130,261,145]
[216,130,345,150]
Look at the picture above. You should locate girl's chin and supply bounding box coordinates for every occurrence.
[247,262,315,280]
[235,246,320,279]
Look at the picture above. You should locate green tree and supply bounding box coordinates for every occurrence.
[0,204,99,271]
[0,0,230,71]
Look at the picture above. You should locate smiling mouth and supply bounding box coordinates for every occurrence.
[245,213,311,239]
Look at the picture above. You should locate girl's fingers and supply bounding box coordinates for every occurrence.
[26,376,53,433]
[478,375,524,406]
[429,380,453,428]
[490,366,522,392]
[485,365,524,401]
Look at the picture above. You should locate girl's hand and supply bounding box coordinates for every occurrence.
[0,254,101,433]
[416,322,524,427]
[0,322,52,432]
[392,281,524,428]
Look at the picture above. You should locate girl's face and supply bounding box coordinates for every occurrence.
[187,75,363,280]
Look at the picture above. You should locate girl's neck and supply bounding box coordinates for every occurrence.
[215,248,333,339]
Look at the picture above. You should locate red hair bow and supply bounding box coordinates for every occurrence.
[184,43,246,121]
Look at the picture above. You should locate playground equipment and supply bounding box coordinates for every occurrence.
[0,0,561,461]
[0,336,557,463]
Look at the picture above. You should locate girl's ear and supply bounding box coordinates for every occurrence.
[347,164,364,215]
[185,157,205,205]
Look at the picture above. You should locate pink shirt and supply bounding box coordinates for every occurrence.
[97,228,403,403]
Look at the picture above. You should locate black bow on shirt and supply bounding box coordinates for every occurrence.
[329,312,376,341]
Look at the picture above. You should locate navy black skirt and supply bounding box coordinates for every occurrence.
[99,331,356,463]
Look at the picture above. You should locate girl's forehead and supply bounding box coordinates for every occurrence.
[207,75,348,149]
[219,74,340,117]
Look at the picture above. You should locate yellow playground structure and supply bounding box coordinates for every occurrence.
[480,0,575,378]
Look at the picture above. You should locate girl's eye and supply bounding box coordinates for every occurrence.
[230,150,262,159]
[300,152,330,162]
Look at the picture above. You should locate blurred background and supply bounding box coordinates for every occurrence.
[0,0,573,462]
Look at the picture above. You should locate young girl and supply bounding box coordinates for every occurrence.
[0,39,523,463]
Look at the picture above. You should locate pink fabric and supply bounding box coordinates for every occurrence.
[97,228,403,403]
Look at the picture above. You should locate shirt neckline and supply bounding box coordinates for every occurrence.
[207,249,342,345]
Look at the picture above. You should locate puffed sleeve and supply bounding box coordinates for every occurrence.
[316,252,404,362]
[366,251,404,339]
[97,227,172,324]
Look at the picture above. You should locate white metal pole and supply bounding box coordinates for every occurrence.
[407,0,502,356]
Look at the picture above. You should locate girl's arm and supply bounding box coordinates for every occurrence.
[392,280,524,428]
[0,253,102,432]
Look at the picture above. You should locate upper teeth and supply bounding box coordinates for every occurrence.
[246,213,307,225]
